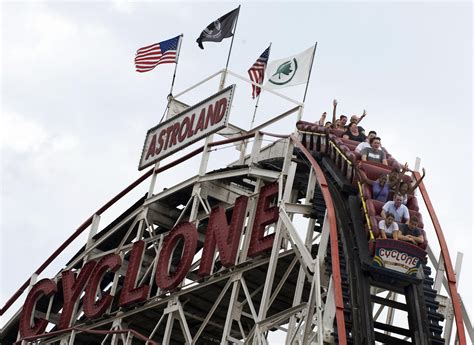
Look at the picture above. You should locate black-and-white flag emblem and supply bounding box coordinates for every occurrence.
[196,7,239,49]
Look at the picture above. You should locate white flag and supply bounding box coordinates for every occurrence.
[264,46,314,89]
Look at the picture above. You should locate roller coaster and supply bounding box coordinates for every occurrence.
[0,69,472,345]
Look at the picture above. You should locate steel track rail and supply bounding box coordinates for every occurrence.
[415,172,466,344]
[290,135,347,345]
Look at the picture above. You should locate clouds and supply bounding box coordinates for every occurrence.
[1,111,77,154]
[1,111,49,153]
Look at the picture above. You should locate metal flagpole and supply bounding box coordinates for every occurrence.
[219,5,241,90]
[250,92,261,130]
[160,34,184,123]
[152,35,185,197]
[250,43,272,129]
[169,34,184,96]
[297,42,318,121]
[302,42,318,104]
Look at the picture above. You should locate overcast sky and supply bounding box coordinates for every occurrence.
[1,0,472,339]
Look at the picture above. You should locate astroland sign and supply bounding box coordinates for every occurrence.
[139,85,235,170]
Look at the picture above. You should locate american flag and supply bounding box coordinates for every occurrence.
[135,36,181,73]
[248,46,270,98]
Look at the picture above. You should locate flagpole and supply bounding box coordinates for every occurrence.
[250,91,261,130]
[160,34,184,124]
[250,43,272,129]
[169,34,184,96]
[302,42,318,104]
[297,42,317,121]
[219,5,241,90]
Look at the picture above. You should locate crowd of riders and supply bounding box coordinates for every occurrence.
[317,100,426,246]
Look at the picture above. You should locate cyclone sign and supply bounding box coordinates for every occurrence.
[138,85,235,170]
[18,182,280,339]
[372,239,426,275]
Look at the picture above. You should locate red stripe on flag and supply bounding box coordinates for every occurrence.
[134,39,178,73]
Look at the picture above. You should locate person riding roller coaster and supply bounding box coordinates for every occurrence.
[378,212,399,239]
[394,216,424,245]
[361,137,388,165]
[355,130,377,153]
[393,168,426,205]
[381,193,410,224]
[343,121,366,142]
[317,112,334,129]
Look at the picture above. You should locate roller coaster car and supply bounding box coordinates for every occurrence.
[365,199,428,249]
[295,121,429,277]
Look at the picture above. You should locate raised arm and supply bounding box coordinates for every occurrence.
[332,99,338,125]
[409,167,426,193]
[393,163,409,193]
[400,163,409,175]
[356,165,373,186]
[356,109,366,124]
[318,112,327,126]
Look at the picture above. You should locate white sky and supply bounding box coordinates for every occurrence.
[1,0,472,341]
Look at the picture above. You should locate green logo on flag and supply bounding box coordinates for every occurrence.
[269,58,298,86]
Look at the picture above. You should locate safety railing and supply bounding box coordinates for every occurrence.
[327,140,356,182]
[299,130,327,153]
[297,126,356,183]
[357,181,375,242]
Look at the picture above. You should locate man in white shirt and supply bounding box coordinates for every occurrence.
[381,194,410,223]
[355,130,377,153]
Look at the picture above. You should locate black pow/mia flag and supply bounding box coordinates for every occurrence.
[196,7,239,49]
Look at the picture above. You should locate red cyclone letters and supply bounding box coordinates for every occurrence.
[59,261,97,329]
[198,196,249,277]
[19,180,279,338]
[83,254,122,319]
[155,222,198,290]
[248,182,279,257]
[119,240,150,307]
[19,279,58,338]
